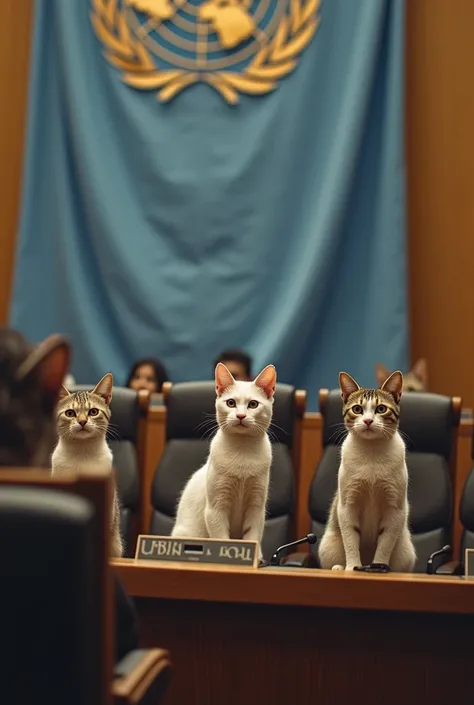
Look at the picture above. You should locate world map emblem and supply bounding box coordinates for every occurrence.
[91,0,321,104]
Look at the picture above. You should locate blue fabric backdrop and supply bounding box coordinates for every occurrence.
[10,0,407,409]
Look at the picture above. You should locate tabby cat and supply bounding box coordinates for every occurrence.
[0,328,70,467]
[51,373,124,557]
[318,370,416,572]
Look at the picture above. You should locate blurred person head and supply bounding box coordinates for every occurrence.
[125,358,168,394]
[213,348,252,381]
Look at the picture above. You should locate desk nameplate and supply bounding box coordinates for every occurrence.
[135,535,259,568]
[465,549,474,578]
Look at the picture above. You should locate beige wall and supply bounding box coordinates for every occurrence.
[1,1,474,409]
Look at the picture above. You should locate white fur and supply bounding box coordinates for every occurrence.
[171,365,276,563]
[52,438,123,558]
[319,393,416,573]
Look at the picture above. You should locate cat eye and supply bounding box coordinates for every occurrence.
[248,400,259,409]
[226,399,236,407]
[88,408,99,416]
[376,404,387,414]
[65,409,76,418]
[351,405,363,414]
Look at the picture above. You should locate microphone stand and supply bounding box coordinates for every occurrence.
[426,544,452,575]
[270,533,317,566]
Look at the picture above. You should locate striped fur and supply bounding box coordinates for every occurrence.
[51,373,123,557]
[318,370,416,572]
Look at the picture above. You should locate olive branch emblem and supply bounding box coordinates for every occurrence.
[91,0,321,103]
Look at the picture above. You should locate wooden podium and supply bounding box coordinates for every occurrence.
[115,559,474,705]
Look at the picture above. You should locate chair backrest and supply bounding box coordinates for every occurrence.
[309,389,461,572]
[69,385,149,556]
[149,381,302,561]
[0,471,110,705]
[459,431,474,558]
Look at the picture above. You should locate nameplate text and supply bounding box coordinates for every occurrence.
[135,535,259,568]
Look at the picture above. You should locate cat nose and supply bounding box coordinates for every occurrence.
[236,413,246,420]
[363,418,373,426]
[78,419,87,427]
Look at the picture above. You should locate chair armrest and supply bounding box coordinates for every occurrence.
[113,648,172,705]
[434,560,464,576]
[280,552,319,568]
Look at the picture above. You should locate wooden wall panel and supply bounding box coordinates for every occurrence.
[406,0,474,409]
[0,1,33,323]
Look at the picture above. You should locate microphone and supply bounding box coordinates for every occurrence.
[426,545,451,574]
[270,533,317,566]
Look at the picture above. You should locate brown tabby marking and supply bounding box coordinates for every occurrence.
[52,374,124,557]
[343,387,400,429]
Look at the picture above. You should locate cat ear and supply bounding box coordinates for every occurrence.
[375,363,391,388]
[59,384,71,399]
[16,334,70,398]
[339,372,360,403]
[92,373,113,405]
[411,358,427,385]
[254,365,277,399]
[215,363,235,396]
[381,370,403,403]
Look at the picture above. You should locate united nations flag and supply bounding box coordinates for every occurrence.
[91,0,321,103]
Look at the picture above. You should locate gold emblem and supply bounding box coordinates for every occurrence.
[91,0,321,104]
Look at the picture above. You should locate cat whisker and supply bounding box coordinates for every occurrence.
[194,419,217,434]
[267,430,279,444]
[200,427,219,441]
[268,422,289,438]
[397,429,414,447]
[106,429,122,441]
[328,425,348,445]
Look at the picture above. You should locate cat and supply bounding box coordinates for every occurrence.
[375,358,427,392]
[171,362,277,564]
[0,328,70,467]
[318,370,416,572]
[51,372,124,557]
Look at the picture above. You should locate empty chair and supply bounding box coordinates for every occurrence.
[148,381,305,561]
[308,390,461,572]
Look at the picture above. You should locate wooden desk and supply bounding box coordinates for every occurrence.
[115,559,474,705]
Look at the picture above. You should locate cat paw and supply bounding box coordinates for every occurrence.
[258,558,268,568]
[345,564,361,571]
[331,564,344,570]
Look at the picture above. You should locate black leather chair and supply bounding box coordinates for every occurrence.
[148,381,305,562]
[307,389,461,573]
[0,483,171,705]
[69,385,149,557]
[457,431,474,561]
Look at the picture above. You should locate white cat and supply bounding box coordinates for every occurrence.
[318,370,416,572]
[51,372,124,558]
[171,362,277,563]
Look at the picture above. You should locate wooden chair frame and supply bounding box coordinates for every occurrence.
[0,468,171,704]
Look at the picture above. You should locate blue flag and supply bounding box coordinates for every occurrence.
[11,0,406,408]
